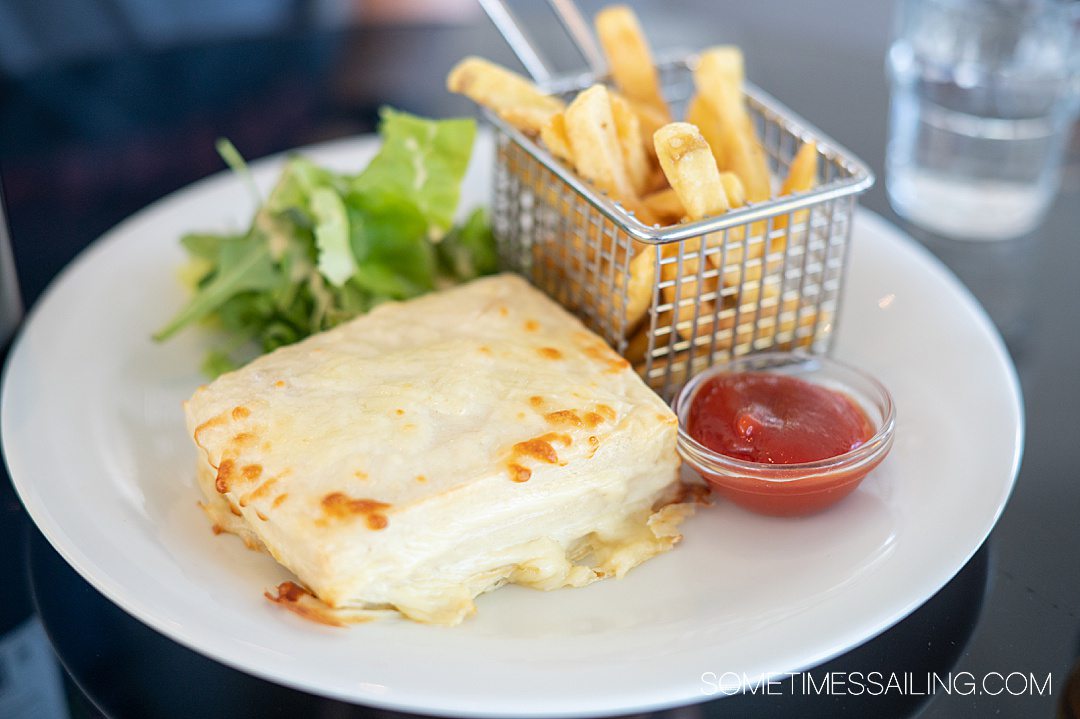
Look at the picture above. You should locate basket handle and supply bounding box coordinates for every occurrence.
[477,0,605,84]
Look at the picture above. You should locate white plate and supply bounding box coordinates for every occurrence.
[2,134,1022,717]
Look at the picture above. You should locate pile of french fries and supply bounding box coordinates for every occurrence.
[448,4,823,374]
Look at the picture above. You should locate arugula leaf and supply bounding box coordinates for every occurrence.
[201,350,239,378]
[180,233,227,261]
[216,138,260,205]
[353,108,476,237]
[154,230,280,341]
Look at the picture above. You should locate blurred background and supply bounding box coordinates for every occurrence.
[0,0,1076,332]
[0,2,992,290]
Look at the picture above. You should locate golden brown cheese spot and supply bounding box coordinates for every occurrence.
[513,438,559,464]
[394,409,405,416]
[508,463,532,483]
[478,345,493,355]
[498,306,509,317]
[265,582,351,628]
[545,409,583,427]
[256,510,269,522]
[588,435,600,447]
[228,501,242,517]
[194,413,227,435]
[596,404,617,421]
[539,432,573,447]
[215,460,236,493]
[516,411,526,420]
[274,380,286,388]
[239,475,279,507]
[320,493,390,531]
[193,412,229,449]
[538,347,563,360]
[524,319,540,332]
[272,494,289,508]
[583,411,605,428]
[232,432,256,447]
[529,396,545,408]
[211,524,224,536]
[584,345,630,373]
[272,580,307,602]
[402,423,417,431]
[353,470,368,480]
[232,406,250,420]
[415,475,427,483]
[241,464,262,480]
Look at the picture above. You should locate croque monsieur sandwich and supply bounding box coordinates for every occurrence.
[185,274,695,625]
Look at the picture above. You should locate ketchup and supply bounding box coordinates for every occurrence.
[687,373,874,464]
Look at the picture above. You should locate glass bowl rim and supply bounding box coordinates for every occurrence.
[671,351,896,482]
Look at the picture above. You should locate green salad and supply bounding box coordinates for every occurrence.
[154,108,497,377]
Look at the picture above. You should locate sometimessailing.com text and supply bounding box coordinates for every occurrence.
[701,671,1053,698]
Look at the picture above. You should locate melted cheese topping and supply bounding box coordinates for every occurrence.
[186,274,692,625]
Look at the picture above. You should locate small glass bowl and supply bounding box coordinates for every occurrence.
[672,352,896,517]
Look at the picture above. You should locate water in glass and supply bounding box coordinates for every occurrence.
[886,0,1078,240]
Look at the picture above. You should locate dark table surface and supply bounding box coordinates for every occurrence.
[1,2,1079,718]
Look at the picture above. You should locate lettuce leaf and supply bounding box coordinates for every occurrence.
[353,108,476,238]
[310,187,354,287]
[437,208,498,281]
[155,109,495,377]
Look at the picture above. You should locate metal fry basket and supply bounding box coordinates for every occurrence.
[479,4,874,398]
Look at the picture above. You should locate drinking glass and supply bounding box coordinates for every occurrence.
[886,0,1079,240]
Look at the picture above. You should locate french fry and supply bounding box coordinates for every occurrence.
[653,122,730,339]
[692,48,771,202]
[773,141,818,232]
[540,112,574,164]
[447,57,564,135]
[620,198,660,226]
[686,94,727,170]
[450,28,831,389]
[709,171,753,285]
[695,46,745,95]
[624,247,656,330]
[609,92,652,197]
[564,84,639,201]
[717,104,771,203]
[780,141,818,195]
[616,95,668,161]
[595,5,671,121]
[642,187,685,225]
[638,300,822,390]
[643,163,669,194]
[653,123,728,220]
[623,322,655,367]
[719,172,746,208]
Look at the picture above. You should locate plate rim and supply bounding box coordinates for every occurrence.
[1,135,1024,717]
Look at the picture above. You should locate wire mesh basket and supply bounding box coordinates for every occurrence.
[487,55,874,398]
